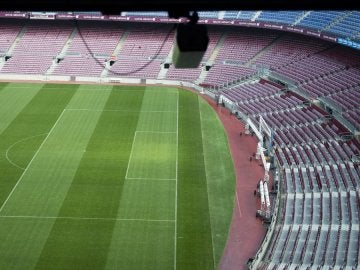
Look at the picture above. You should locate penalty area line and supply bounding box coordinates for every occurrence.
[0,109,67,214]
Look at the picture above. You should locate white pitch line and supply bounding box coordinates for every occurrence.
[126,177,176,181]
[65,108,176,113]
[136,131,177,134]
[125,131,177,180]
[125,131,138,180]
[174,91,179,270]
[5,133,48,170]
[0,215,175,223]
[0,109,67,214]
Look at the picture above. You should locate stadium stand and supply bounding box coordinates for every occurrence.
[253,34,330,69]
[297,11,343,30]
[0,19,23,54]
[0,15,359,269]
[1,20,73,74]
[327,11,360,39]
[124,11,167,17]
[236,11,257,20]
[53,21,125,77]
[123,10,360,42]
[256,11,305,24]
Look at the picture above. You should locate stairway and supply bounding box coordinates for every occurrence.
[293,11,312,26]
[46,27,78,75]
[0,58,5,71]
[252,11,262,22]
[7,24,27,55]
[322,11,351,32]
[157,39,175,79]
[245,34,283,68]
[195,32,228,84]
[101,29,130,77]
[157,63,170,80]
[218,11,226,20]
[0,25,27,71]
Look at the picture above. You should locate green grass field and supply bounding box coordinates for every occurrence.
[0,82,235,270]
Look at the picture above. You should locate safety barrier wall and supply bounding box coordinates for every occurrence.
[249,159,283,269]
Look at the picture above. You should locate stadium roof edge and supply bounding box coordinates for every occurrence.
[2,0,360,12]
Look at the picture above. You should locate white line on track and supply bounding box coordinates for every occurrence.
[236,191,242,218]
[0,109,66,214]
[0,215,175,223]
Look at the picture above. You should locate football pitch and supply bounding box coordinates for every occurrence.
[0,82,235,270]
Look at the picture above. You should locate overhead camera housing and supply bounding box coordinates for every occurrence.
[171,11,209,68]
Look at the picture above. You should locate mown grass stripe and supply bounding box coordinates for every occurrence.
[0,83,78,270]
[0,83,43,135]
[174,90,179,270]
[0,109,67,214]
[177,90,214,270]
[0,83,78,209]
[34,86,146,270]
[198,97,235,266]
[0,84,112,270]
[0,84,236,270]
[0,82,9,92]
[0,85,108,217]
[104,86,177,270]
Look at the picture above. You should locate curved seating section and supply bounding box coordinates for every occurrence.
[125,11,167,17]
[297,11,343,30]
[123,10,360,41]
[216,37,360,268]
[0,21,358,130]
[220,80,359,269]
[201,28,278,87]
[253,34,330,69]
[256,11,305,24]
[327,11,360,39]
[202,64,256,87]
[216,29,278,64]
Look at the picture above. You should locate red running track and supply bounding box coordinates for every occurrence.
[203,95,268,270]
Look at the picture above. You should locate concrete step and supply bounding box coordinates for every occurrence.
[101,29,131,77]
[46,27,78,75]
